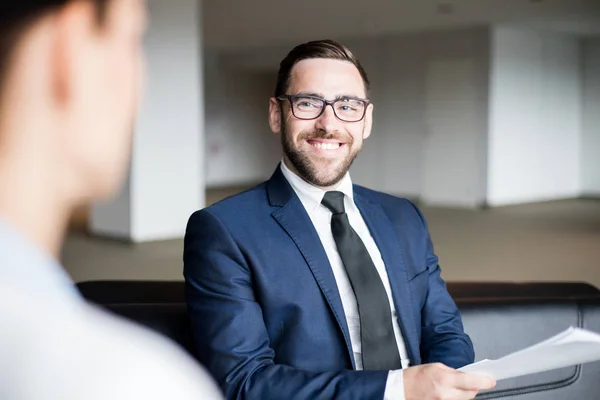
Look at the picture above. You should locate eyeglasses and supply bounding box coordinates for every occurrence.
[277,94,370,123]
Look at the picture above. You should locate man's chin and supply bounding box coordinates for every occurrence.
[89,166,128,201]
[311,176,345,188]
[303,166,347,188]
[285,150,354,188]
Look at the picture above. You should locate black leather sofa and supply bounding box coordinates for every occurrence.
[77,280,600,399]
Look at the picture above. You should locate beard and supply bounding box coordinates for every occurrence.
[281,122,362,188]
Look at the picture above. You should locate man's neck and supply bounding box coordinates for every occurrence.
[0,153,71,259]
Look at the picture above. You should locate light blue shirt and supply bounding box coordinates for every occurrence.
[0,219,223,399]
[0,220,78,302]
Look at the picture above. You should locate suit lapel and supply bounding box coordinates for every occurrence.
[267,167,355,368]
[354,191,420,364]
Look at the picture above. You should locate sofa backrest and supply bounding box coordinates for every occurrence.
[77,280,600,399]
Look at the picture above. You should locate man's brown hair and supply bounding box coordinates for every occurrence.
[274,39,370,98]
[0,1,110,96]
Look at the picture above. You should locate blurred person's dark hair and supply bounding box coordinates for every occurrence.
[0,1,109,95]
[274,39,370,98]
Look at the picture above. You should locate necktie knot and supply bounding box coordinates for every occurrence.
[322,191,345,215]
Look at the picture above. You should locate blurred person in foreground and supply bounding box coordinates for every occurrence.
[0,1,221,398]
[184,39,496,400]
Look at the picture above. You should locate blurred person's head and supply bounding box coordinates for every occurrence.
[269,39,373,189]
[0,0,147,252]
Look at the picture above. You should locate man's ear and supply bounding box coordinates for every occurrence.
[362,103,373,139]
[52,0,95,107]
[269,97,282,134]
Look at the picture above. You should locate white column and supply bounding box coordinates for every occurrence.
[581,37,600,196]
[487,26,582,206]
[91,0,204,242]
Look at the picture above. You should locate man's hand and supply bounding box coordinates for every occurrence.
[403,363,496,400]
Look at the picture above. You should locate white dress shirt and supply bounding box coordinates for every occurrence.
[280,161,409,400]
[0,220,223,400]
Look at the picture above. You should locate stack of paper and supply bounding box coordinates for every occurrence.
[459,327,600,381]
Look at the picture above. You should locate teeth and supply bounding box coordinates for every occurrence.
[310,142,339,150]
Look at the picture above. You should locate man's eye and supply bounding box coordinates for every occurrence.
[337,101,360,112]
[296,99,322,109]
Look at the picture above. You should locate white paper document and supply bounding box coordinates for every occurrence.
[458,327,600,381]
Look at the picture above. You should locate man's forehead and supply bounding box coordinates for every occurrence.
[288,58,366,97]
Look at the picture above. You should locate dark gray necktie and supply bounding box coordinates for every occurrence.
[321,191,402,370]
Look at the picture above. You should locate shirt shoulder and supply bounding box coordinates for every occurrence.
[0,286,222,400]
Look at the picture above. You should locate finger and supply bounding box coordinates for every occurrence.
[464,389,480,400]
[432,362,454,371]
[453,372,496,390]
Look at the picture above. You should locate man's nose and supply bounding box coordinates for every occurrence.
[314,104,339,132]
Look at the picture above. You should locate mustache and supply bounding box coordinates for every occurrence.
[297,131,352,142]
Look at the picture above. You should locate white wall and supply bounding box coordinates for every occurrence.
[347,29,490,205]
[131,0,204,242]
[345,34,426,198]
[206,27,490,205]
[90,171,132,239]
[487,26,582,206]
[581,38,600,196]
[91,0,204,242]
[204,56,281,186]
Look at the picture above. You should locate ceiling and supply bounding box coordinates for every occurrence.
[202,0,600,51]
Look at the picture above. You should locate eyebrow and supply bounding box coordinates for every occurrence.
[294,92,325,98]
[294,92,366,101]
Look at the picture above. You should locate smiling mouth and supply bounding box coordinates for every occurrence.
[306,140,344,150]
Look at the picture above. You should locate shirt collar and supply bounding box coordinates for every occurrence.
[279,159,355,213]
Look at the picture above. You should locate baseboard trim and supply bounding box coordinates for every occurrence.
[579,194,600,200]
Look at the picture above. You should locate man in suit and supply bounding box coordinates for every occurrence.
[184,39,495,400]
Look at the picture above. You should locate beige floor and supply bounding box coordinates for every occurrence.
[61,188,600,288]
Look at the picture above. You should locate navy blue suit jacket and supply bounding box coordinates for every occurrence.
[184,167,474,400]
